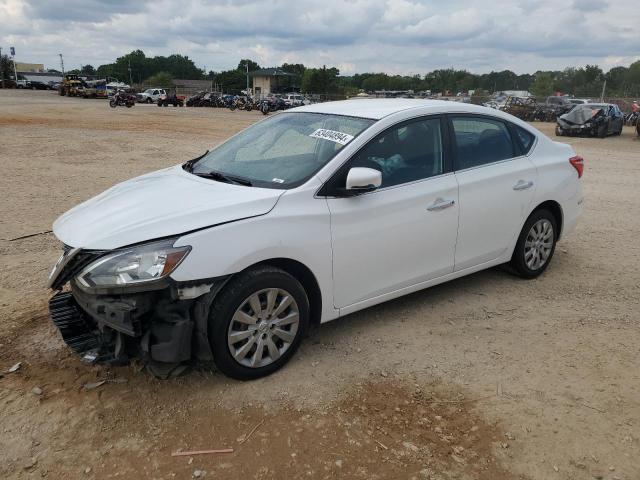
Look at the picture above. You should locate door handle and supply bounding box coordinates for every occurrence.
[513,180,534,191]
[427,198,456,211]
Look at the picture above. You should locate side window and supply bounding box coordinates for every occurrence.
[451,117,515,170]
[513,125,535,154]
[350,118,443,188]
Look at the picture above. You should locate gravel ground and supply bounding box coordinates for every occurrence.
[0,90,639,480]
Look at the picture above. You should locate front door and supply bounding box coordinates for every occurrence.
[325,116,459,309]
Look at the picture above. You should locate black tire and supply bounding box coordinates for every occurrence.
[147,98,153,104]
[509,209,558,279]
[597,123,607,138]
[208,266,309,380]
[109,99,117,108]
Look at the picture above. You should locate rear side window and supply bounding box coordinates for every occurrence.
[514,125,535,154]
[451,117,515,170]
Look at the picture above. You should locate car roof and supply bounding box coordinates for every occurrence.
[291,99,492,120]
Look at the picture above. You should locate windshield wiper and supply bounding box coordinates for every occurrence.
[194,170,252,186]
[183,150,209,172]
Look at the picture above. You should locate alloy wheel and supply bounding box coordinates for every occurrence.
[524,219,554,270]
[227,288,300,368]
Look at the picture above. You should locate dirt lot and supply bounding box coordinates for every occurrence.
[0,90,639,480]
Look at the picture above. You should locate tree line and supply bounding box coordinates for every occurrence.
[3,49,640,98]
[90,51,640,98]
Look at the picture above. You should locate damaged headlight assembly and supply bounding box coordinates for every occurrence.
[76,239,191,291]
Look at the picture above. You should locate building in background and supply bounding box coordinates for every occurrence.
[172,78,212,95]
[17,71,63,84]
[15,62,46,73]
[249,68,298,97]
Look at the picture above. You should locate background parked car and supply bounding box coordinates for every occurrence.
[567,98,592,105]
[28,80,51,90]
[136,88,167,103]
[556,103,624,138]
[0,79,18,88]
[283,94,305,107]
[157,94,184,107]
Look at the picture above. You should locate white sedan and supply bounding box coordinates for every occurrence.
[48,99,584,379]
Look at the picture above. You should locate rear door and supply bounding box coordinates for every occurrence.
[450,115,538,271]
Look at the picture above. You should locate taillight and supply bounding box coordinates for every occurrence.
[569,155,584,178]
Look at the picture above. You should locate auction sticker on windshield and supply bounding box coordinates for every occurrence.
[309,128,355,145]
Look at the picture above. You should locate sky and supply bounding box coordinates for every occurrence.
[1,0,639,75]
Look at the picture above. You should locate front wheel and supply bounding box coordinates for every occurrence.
[510,209,557,279]
[109,99,117,108]
[208,266,309,380]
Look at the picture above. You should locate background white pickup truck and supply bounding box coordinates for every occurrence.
[136,88,166,103]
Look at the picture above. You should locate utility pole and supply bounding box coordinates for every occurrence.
[128,60,132,86]
[244,62,249,94]
[0,46,4,88]
[59,53,65,76]
[600,79,607,102]
[10,47,18,84]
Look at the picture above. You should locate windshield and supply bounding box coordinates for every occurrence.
[144,89,155,94]
[190,112,375,189]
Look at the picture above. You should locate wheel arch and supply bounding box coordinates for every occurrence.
[531,200,563,239]
[240,258,323,327]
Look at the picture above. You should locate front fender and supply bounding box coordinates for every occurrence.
[171,185,337,322]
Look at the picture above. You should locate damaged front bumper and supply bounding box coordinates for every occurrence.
[48,246,227,377]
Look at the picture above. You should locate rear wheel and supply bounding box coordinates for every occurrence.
[510,209,557,279]
[209,267,309,380]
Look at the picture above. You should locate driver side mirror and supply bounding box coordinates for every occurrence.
[345,167,382,194]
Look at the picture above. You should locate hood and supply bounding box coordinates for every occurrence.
[53,165,284,250]
[558,105,603,127]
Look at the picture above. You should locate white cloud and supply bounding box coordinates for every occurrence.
[1,0,638,74]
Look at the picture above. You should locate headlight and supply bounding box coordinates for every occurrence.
[76,239,190,289]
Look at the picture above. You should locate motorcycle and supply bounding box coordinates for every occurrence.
[625,111,639,126]
[258,99,270,115]
[109,90,135,108]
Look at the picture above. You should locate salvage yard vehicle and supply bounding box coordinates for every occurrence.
[502,96,537,121]
[556,103,624,138]
[157,94,184,107]
[59,74,85,97]
[136,88,167,103]
[48,99,584,380]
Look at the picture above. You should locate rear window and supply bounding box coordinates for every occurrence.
[514,126,535,154]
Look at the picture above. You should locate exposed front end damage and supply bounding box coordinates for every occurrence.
[48,244,227,378]
[556,106,605,137]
